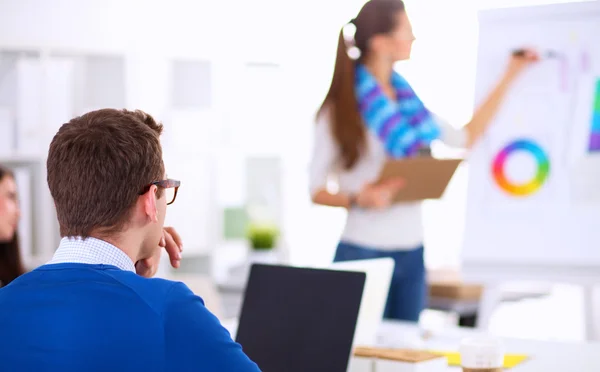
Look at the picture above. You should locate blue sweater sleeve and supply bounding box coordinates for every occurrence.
[163,282,261,371]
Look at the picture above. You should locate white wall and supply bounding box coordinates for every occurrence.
[0,0,215,54]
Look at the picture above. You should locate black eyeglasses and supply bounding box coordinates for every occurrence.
[139,179,180,205]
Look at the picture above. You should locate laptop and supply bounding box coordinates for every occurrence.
[329,258,394,347]
[235,263,366,372]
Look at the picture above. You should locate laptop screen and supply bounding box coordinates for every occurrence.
[235,264,366,372]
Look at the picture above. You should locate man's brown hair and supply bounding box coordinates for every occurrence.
[47,109,165,238]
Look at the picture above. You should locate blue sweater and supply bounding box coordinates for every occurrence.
[0,263,261,372]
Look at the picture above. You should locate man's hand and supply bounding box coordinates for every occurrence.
[135,226,184,278]
[161,226,183,269]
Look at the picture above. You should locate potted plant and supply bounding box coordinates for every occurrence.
[244,221,280,265]
[246,221,279,251]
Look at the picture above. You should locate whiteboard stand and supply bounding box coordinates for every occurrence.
[474,284,502,331]
[583,285,596,341]
[462,261,600,341]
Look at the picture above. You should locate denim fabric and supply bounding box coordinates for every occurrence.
[333,241,426,322]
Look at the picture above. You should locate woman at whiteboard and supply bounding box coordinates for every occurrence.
[0,166,25,287]
[309,0,538,322]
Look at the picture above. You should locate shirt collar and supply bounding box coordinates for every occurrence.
[48,236,136,273]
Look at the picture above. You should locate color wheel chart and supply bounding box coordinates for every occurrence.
[492,139,550,197]
[588,79,600,152]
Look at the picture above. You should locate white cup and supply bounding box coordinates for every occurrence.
[459,336,504,372]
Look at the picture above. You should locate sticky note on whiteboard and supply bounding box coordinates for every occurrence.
[571,154,600,204]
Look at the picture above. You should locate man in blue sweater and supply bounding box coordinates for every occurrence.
[0,109,261,372]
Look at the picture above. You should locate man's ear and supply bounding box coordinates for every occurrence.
[142,185,159,223]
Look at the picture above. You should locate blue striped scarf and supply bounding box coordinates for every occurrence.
[355,64,440,158]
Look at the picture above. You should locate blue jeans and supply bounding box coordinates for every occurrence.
[333,241,426,322]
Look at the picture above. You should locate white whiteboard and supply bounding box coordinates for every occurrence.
[463,1,600,272]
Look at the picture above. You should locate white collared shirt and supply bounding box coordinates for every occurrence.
[47,236,136,273]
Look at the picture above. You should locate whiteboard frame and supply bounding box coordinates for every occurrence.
[462,261,600,286]
[464,1,600,340]
[464,0,600,283]
[478,1,600,24]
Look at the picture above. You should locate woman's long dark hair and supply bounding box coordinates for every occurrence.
[316,0,406,170]
[0,166,25,286]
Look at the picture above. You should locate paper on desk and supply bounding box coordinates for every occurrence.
[429,350,529,369]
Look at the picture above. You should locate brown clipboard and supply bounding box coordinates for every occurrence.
[377,157,463,203]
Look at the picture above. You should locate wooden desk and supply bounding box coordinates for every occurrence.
[427,269,551,327]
